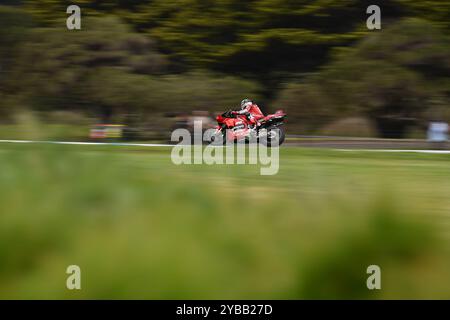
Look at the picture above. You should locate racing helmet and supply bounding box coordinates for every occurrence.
[240,98,253,109]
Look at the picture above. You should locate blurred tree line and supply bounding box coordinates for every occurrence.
[277,18,450,137]
[0,1,449,137]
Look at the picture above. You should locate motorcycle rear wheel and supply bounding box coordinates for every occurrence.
[260,125,285,147]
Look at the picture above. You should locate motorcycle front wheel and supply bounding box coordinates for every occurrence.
[210,130,227,146]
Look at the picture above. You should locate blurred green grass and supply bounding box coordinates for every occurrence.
[0,144,449,299]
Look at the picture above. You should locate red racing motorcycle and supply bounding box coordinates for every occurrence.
[210,109,286,146]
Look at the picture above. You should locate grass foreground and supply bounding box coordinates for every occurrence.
[0,143,449,299]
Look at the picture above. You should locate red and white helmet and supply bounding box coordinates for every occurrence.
[240,98,253,110]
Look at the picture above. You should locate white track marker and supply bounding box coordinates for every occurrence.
[337,149,450,154]
[0,139,173,147]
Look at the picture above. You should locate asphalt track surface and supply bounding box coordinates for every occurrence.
[1,139,450,154]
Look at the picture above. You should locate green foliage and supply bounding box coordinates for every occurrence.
[5,16,168,119]
[9,16,167,93]
[276,18,450,137]
[298,196,435,299]
[85,69,261,114]
[23,1,450,76]
[0,2,448,131]
[4,14,260,125]
[0,6,33,85]
[0,145,450,298]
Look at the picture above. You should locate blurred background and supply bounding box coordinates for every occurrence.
[0,0,449,299]
[0,0,448,141]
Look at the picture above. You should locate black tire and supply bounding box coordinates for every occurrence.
[210,131,227,145]
[261,125,285,147]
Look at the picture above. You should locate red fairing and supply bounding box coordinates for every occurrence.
[223,117,243,128]
[262,109,286,122]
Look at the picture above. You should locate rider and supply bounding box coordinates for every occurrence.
[232,99,264,129]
